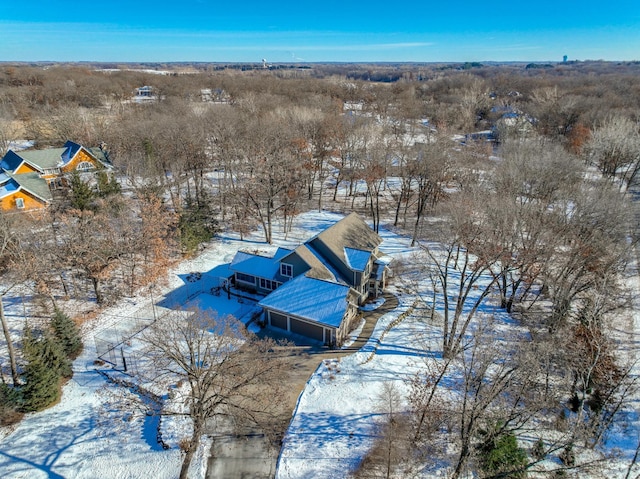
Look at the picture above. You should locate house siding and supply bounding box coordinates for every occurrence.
[61,149,101,173]
[0,190,47,211]
[283,252,311,278]
[15,163,39,175]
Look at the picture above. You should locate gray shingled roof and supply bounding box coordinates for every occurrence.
[312,212,382,270]
[11,172,53,202]
[13,148,67,170]
[289,244,336,281]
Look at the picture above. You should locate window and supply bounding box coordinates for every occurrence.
[236,273,255,284]
[280,263,293,277]
[76,161,94,171]
[260,278,280,291]
[15,197,24,209]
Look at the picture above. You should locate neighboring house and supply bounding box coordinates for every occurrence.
[227,213,391,346]
[134,86,157,102]
[0,140,112,211]
[0,170,53,211]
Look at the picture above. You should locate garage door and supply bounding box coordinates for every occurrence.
[290,318,324,342]
[269,311,287,330]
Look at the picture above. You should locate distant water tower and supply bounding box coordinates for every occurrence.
[563,55,568,63]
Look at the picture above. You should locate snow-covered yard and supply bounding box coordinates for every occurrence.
[1,209,639,478]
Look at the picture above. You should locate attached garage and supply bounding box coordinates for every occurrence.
[268,311,288,331]
[258,275,355,347]
[290,318,324,342]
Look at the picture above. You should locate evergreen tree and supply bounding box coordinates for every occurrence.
[50,308,83,359]
[69,171,95,211]
[21,328,71,412]
[0,382,23,426]
[95,171,121,197]
[178,194,218,255]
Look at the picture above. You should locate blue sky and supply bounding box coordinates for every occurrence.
[1,0,639,62]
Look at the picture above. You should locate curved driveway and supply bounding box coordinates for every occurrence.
[205,292,399,479]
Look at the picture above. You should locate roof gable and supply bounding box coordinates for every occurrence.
[0,176,20,199]
[10,147,67,171]
[281,244,336,282]
[10,172,53,202]
[62,141,83,165]
[344,247,371,271]
[310,212,381,271]
[0,150,26,173]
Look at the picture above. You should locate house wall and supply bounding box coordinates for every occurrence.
[14,163,39,175]
[0,191,47,211]
[336,304,358,345]
[61,149,100,173]
[282,252,311,278]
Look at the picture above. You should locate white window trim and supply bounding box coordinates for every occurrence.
[76,161,94,171]
[280,263,293,278]
[15,197,24,209]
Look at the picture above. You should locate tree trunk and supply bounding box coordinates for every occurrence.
[91,276,103,305]
[0,296,19,386]
[179,424,202,479]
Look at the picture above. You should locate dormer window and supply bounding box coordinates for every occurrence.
[280,263,293,277]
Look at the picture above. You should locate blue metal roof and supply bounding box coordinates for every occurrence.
[344,247,371,271]
[229,247,291,280]
[258,275,352,328]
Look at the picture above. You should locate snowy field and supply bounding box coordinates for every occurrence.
[1,209,639,478]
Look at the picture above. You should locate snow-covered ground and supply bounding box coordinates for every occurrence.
[1,209,639,479]
[0,210,412,478]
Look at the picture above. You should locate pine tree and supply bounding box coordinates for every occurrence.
[51,308,83,359]
[21,328,71,412]
[95,171,121,197]
[69,171,95,210]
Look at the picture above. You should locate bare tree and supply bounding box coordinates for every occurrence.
[418,191,505,359]
[0,212,32,385]
[353,382,412,479]
[583,115,640,189]
[141,309,289,479]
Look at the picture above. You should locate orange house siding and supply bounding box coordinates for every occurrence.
[0,190,47,211]
[14,163,39,175]
[61,149,100,173]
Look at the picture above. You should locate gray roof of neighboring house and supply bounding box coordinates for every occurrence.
[258,275,354,328]
[11,172,53,202]
[8,147,68,171]
[0,141,111,173]
[311,212,382,270]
